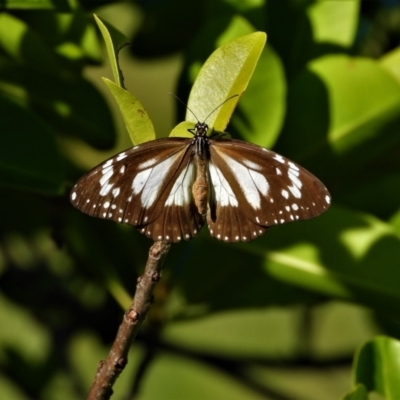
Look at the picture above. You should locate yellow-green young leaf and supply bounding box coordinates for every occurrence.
[353,336,400,399]
[232,43,286,148]
[187,32,266,132]
[307,0,360,48]
[102,78,155,145]
[341,384,368,400]
[94,14,130,88]
[169,121,194,139]
[380,46,400,85]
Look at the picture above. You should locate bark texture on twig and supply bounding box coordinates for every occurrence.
[86,240,171,400]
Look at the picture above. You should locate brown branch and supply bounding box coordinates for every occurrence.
[86,240,171,400]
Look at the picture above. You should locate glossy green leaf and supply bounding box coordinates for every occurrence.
[137,352,266,400]
[231,43,286,147]
[94,14,130,88]
[1,0,71,10]
[353,336,400,399]
[187,31,266,131]
[279,55,400,179]
[389,208,400,232]
[167,205,400,316]
[19,10,102,67]
[166,234,318,316]
[0,60,116,149]
[252,206,400,314]
[0,13,59,71]
[173,17,283,146]
[54,11,102,64]
[169,121,195,139]
[102,78,156,145]
[380,46,400,85]
[164,308,305,358]
[342,384,368,400]
[307,0,359,48]
[0,96,63,194]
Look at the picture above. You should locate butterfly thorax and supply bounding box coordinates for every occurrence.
[191,122,211,217]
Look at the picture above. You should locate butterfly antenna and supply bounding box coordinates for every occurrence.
[170,93,239,123]
[203,94,239,123]
[169,93,199,122]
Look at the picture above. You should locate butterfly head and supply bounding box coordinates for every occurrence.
[194,122,208,137]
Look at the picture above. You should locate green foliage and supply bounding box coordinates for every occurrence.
[352,336,400,399]
[1,1,400,399]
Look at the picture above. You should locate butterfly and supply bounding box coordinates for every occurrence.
[70,106,331,243]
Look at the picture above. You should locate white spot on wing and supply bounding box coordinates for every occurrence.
[288,184,302,198]
[165,163,195,206]
[273,154,285,164]
[103,159,113,168]
[242,159,262,170]
[281,189,289,199]
[209,164,238,207]
[217,154,269,209]
[116,152,127,161]
[138,158,158,169]
[71,192,77,201]
[288,171,303,189]
[325,195,331,204]
[100,167,113,187]
[100,183,114,196]
[132,153,181,208]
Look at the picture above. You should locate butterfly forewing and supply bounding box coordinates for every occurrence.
[207,139,331,242]
[70,138,204,243]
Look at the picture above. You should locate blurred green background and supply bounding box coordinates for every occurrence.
[1,0,400,399]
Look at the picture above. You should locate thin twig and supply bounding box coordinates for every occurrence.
[86,240,171,400]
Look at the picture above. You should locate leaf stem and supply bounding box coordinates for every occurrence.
[86,240,171,400]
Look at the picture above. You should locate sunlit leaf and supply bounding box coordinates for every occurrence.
[231,43,286,148]
[353,336,400,399]
[252,206,400,314]
[138,352,267,400]
[102,78,156,145]
[380,45,400,84]
[307,0,360,48]
[187,31,266,131]
[341,384,368,400]
[94,14,130,88]
[0,60,115,148]
[0,13,59,70]
[1,0,71,10]
[279,55,400,180]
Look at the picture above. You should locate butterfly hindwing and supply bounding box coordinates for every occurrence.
[70,138,204,243]
[207,138,331,242]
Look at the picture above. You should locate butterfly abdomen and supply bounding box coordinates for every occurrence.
[192,154,208,216]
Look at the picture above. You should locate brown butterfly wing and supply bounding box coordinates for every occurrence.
[207,139,331,242]
[70,138,204,243]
